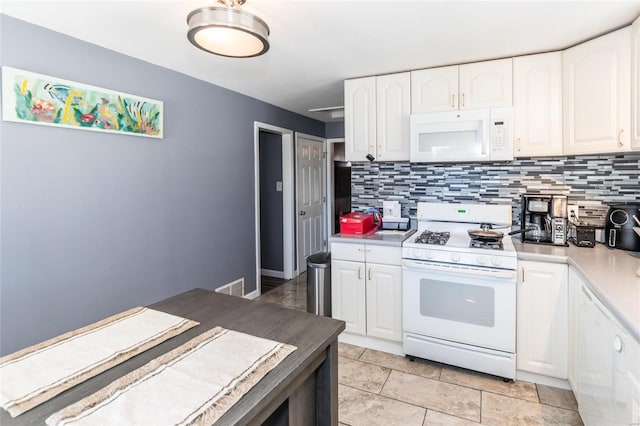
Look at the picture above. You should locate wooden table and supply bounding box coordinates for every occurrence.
[0,289,345,425]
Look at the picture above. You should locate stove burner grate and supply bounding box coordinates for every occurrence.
[415,230,450,245]
[469,239,504,250]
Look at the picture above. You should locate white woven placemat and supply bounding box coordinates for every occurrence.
[0,307,199,417]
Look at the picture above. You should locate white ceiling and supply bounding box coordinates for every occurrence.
[2,0,640,122]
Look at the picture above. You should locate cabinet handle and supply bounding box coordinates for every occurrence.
[368,268,372,281]
[358,267,362,280]
[517,137,521,152]
[461,93,465,108]
[614,335,623,353]
[618,129,624,148]
[520,268,525,282]
[452,94,455,108]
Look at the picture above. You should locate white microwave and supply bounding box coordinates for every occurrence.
[409,108,513,163]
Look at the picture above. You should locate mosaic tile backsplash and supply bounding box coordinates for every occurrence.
[350,153,640,225]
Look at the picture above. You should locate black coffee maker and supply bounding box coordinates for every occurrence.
[516,194,568,246]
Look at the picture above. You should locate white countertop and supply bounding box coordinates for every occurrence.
[514,239,640,343]
[330,229,416,247]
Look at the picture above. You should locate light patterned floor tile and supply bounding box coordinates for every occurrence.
[381,370,481,422]
[423,410,480,425]
[439,365,538,402]
[339,342,366,360]
[537,384,579,412]
[339,384,426,426]
[339,356,391,393]
[360,349,441,380]
[481,392,583,426]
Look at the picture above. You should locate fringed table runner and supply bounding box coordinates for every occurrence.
[0,307,198,417]
[46,327,297,426]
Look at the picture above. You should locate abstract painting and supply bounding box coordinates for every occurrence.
[1,66,163,138]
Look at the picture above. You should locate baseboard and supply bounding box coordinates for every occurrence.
[516,370,571,389]
[338,332,404,356]
[243,289,259,300]
[261,269,285,279]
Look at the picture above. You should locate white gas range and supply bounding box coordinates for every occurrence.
[402,202,518,380]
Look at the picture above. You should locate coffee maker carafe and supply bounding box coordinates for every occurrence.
[518,194,568,246]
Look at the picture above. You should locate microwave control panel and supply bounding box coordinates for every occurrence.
[489,108,514,161]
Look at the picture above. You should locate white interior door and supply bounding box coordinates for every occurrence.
[296,134,326,273]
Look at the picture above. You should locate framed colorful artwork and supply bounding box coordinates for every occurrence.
[1,66,163,138]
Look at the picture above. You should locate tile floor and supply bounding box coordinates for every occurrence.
[256,275,583,426]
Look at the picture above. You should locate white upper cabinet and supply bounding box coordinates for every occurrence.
[411,65,459,113]
[344,73,410,162]
[513,52,563,157]
[563,27,631,154]
[458,58,513,110]
[411,59,512,113]
[632,17,640,150]
[376,73,411,161]
[344,77,376,161]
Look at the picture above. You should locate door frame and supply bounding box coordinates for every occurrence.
[294,132,327,275]
[254,122,295,297]
[326,138,345,236]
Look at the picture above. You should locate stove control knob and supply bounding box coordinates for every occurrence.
[451,253,461,262]
[477,256,487,265]
[413,249,423,259]
[491,257,502,267]
[424,250,434,260]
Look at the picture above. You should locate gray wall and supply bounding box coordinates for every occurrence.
[259,131,284,272]
[325,121,345,139]
[0,15,324,355]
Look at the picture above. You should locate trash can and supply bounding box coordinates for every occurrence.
[306,252,331,316]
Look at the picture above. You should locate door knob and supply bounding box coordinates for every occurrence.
[299,210,306,216]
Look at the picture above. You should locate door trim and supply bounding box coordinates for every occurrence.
[326,138,344,236]
[294,132,327,275]
[254,122,295,298]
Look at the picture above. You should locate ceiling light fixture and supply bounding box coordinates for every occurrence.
[186,0,270,58]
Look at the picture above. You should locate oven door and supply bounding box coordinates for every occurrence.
[402,259,516,353]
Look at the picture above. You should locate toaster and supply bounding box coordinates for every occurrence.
[569,221,596,248]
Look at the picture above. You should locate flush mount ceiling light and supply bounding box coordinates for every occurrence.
[187,0,270,58]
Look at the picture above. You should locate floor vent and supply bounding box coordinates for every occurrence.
[215,278,244,297]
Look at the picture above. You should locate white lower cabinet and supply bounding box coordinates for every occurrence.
[576,277,640,426]
[516,260,568,379]
[331,242,402,342]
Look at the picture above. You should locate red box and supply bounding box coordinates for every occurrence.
[340,212,374,235]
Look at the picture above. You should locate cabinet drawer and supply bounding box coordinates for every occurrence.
[367,245,402,265]
[331,242,366,262]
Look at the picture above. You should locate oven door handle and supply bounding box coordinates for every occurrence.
[402,259,517,280]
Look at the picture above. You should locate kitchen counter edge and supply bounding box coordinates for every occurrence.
[330,229,416,247]
[514,239,640,344]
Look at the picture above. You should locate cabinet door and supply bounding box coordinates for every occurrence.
[458,58,513,110]
[365,263,402,342]
[563,27,631,154]
[331,260,366,335]
[513,52,563,157]
[344,77,376,161]
[376,72,410,161]
[410,66,458,113]
[517,261,568,379]
[632,17,640,150]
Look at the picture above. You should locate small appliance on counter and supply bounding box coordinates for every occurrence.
[339,212,374,235]
[381,201,410,231]
[568,220,598,248]
[512,194,568,246]
[605,204,640,252]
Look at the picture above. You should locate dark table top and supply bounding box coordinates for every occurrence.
[1,288,345,425]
